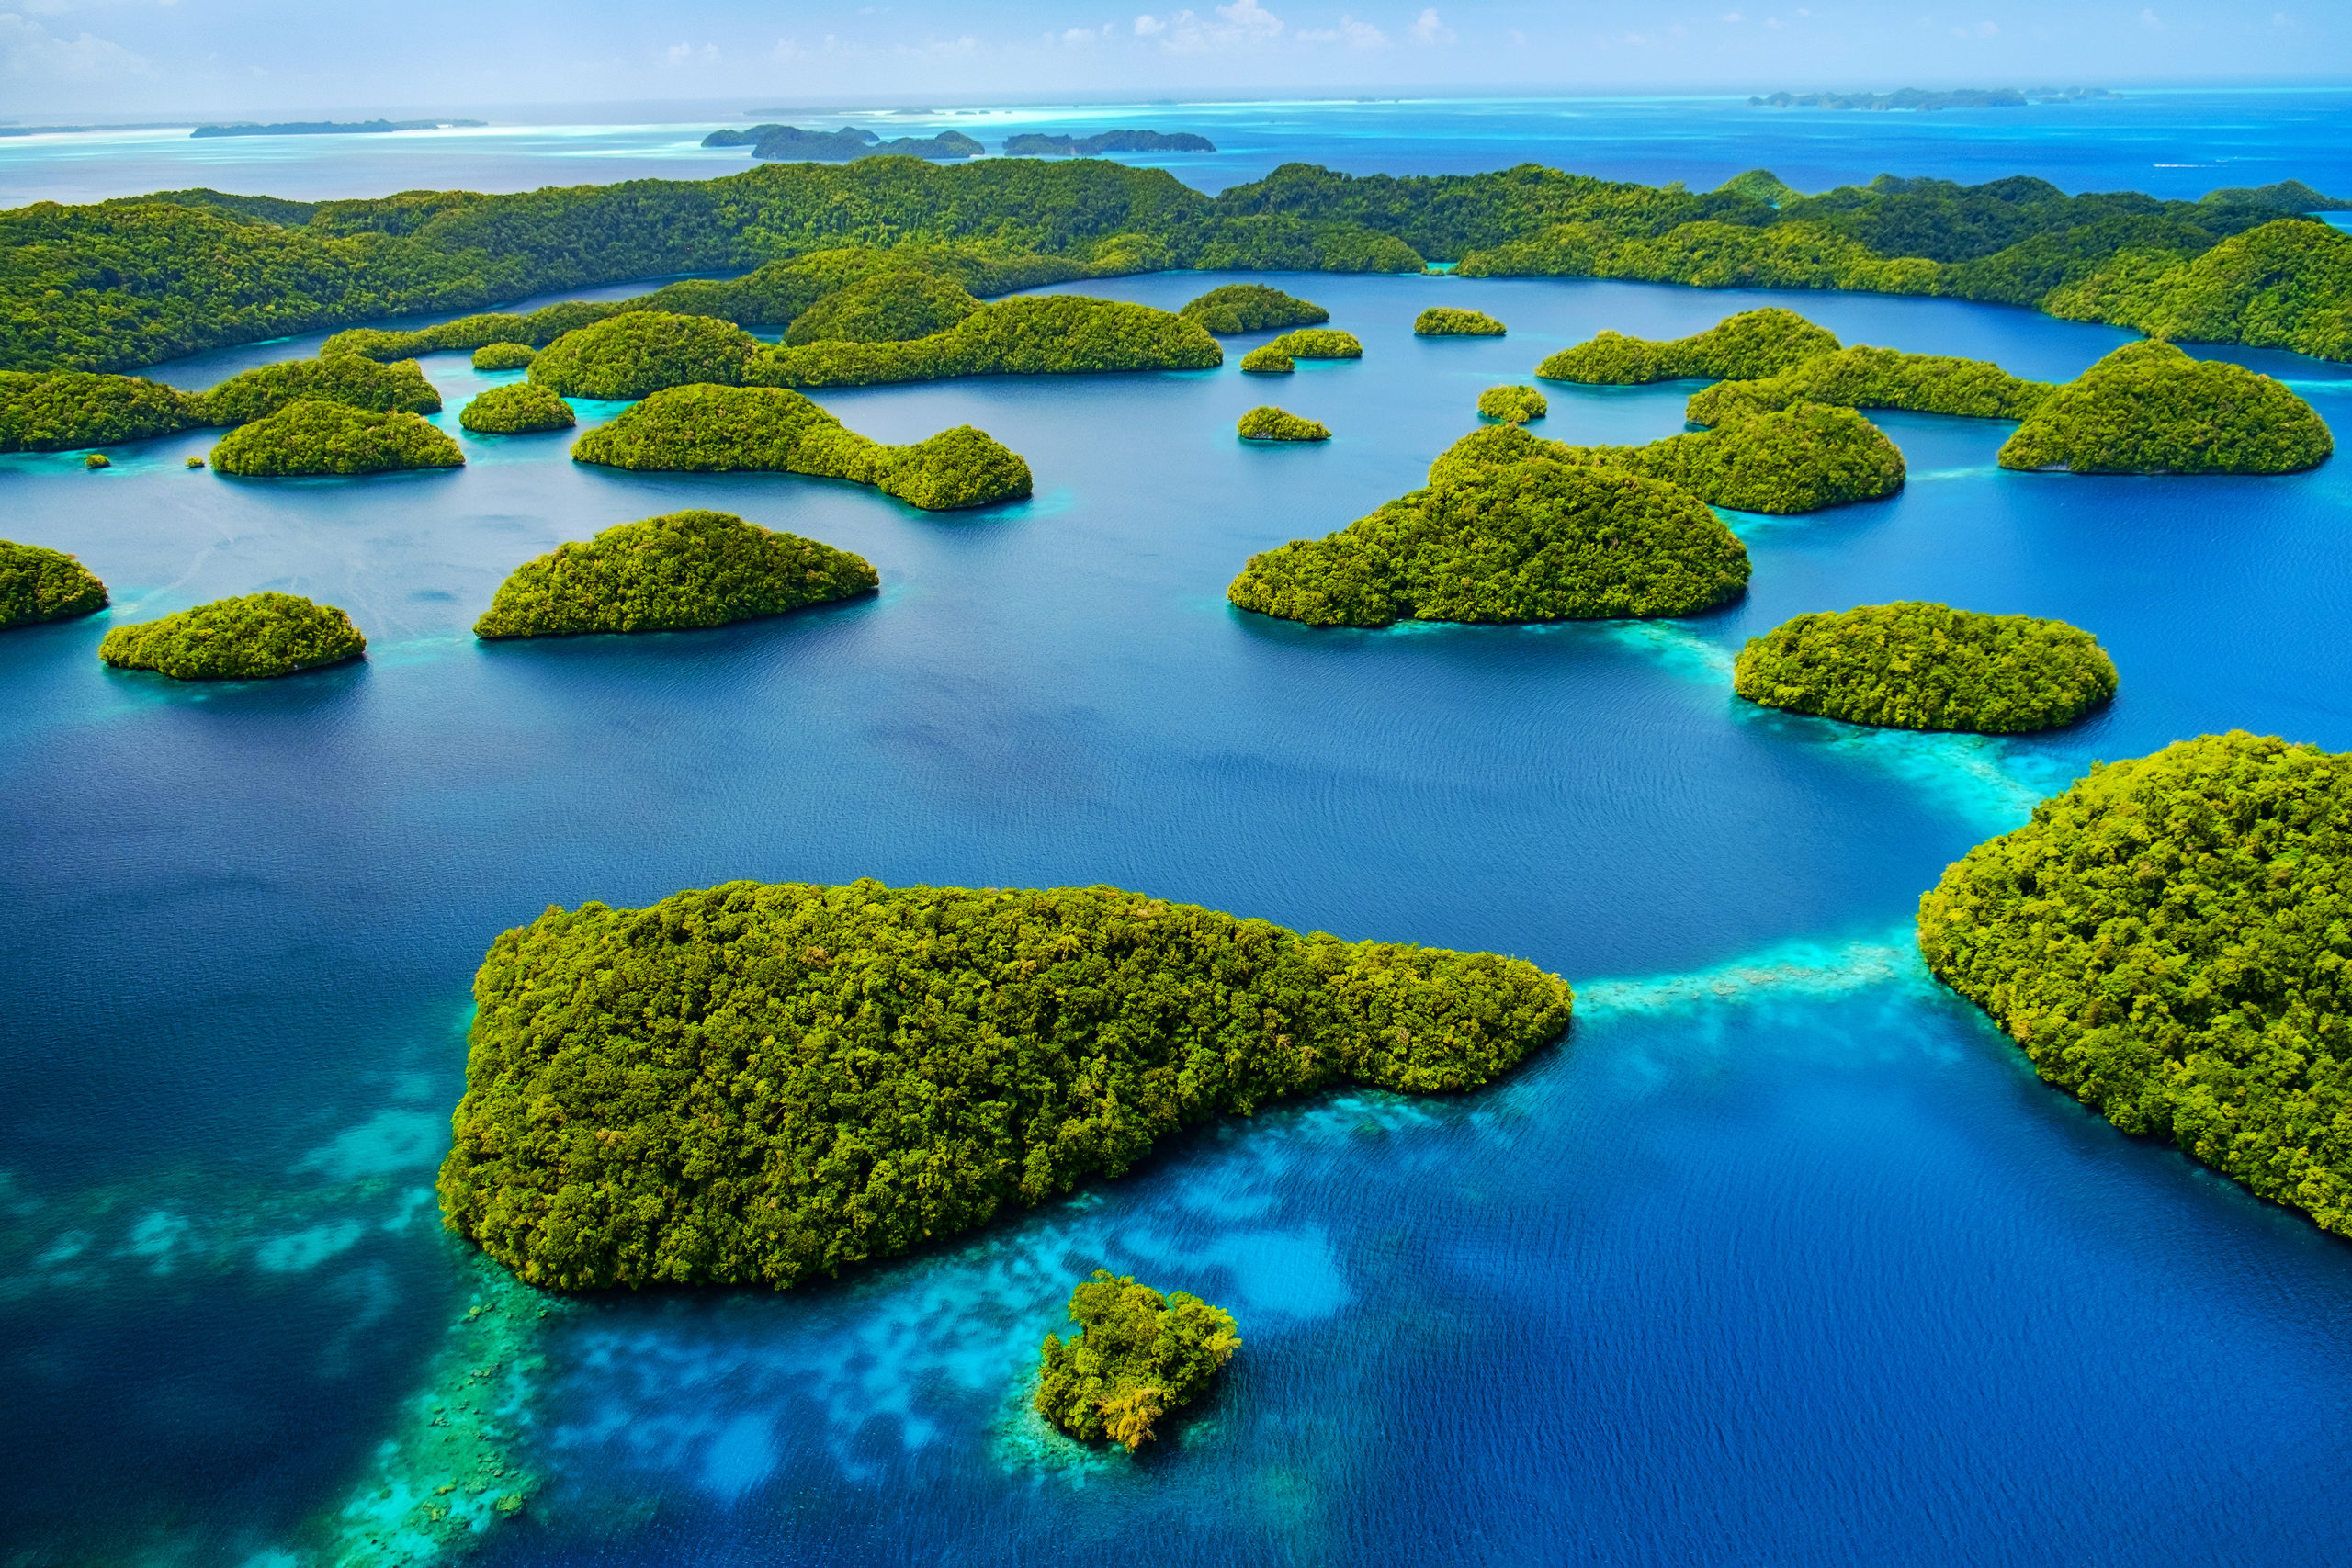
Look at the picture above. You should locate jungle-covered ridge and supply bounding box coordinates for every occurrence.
[7,158,2350,374]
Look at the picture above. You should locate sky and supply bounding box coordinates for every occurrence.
[2,1,2346,119]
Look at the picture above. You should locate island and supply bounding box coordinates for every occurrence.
[1537,308,1842,384]
[97,591,367,679]
[471,343,536,371]
[435,878,1574,1289]
[83,454,108,469]
[1917,731,2352,1237]
[1227,456,1750,626]
[1264,328,1362,360]
[1239,346,1295,374]
[750,296,1221,388]
[569,385,1033,510]
[1034,1272,1240,1452]
[191,119,485,138]
[1238,406,1330,441]
[210,400,465,476]
[0,369,208,452]
[458,383,574,434]
[1179,284,1329,334]
[1005,131,1216,156]
[784,268,981,345]
[327,300,638,362]
[1749,88,2112,111]
[1734,603,2118,732]
[0,539,107,628]
[1996,339,2334,474]
[1415,307,1506,336]
[705,125,985,162]
[527,310,764,400]
[202,355,443,425]
[1431,402,1905,514]
[1477,384,1547,423]
[1688,344,2051,424]
[472,510,877,639]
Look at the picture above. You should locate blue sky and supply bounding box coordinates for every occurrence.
[2,2,2344,118]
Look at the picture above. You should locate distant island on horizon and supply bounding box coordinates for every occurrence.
[190,118,486,139]
[1751,87,2115,111]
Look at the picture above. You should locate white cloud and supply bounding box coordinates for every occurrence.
[1156,0,1284,51]
[1301,13,1386,46]
[1407,6,1454,45]
[774,36,806,60]
[0,12,153,79]
[664,41,719,65]
[1061,26,1097,42]
[1134,12,1165,33]
[1721,11,1742,21]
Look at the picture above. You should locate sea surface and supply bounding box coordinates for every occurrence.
[6,100,2352,1568]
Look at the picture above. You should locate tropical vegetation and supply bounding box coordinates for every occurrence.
[1035,1272,1240,1452]
[1239,346,1294,374]
[458,383,574,434]
[1537,308,1840,383]
[97,591,366,678]
[0,369,208,451]
[526,310,764,400]
[210,400,464,476]
[783,268,980,344]
[1415,307,1506,335]
[751,295,1220,387]
[0,539,107,627]
[202,355,442,425]
[1180,284,1329,333]
[1734,602,2118,732]
[1917,731,2352,1235]
[1476,384,1547,423]
[1687,344,2052,424]
[1007,130,1217,155]
[1238,406,1330,441]
[471,342,536,371]
[1262,327,1362,360]
[1996,339,2334,474]
[436,877,1574,1289]
[473,510,877,638]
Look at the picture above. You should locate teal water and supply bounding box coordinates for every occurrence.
[8,123,2352,1565]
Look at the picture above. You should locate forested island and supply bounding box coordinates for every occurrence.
[0,539,107,628]
[436,878,1573,1290]
[1735,603,2118,732]
[203,354,441,424]
[1431,404,1905,513]
[1687,344,2051,424]
[14,160,2352,375]
[1228,457,1749,626]
[211,400,463,476]
[702,124,983,161]
[1,369,208,451]
[192,119,485,138]
[473,510,876,639]
[1416,307,1506,336]
[98,591,366,679]
[471,343,534,371]
[458,383,573,434]
[1996,340,2333,474]
[571,385,1033,509]
[1180,284,1329,333]
[1241,345,1295,373]
[526,310,764,400]
[1238,406,1330,441]
[1035,1273,1240,1452]
[1005,130,1216,155]
[1477,385,1547,422]
[753,295,1221,386]
[1918,732,2352,1236]
[1539,308,1838,383]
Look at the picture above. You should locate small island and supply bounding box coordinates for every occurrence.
[750,296,1221,388]
[191,118,486,138]
[1477,385,1547,423]
[98,591,367,679]
[0,539,107,628]
[473,510,877,640]
[1264,328,1362,361]
[1750,87,2111,111]
[1996,339,2334,474]
[1415,307,1507,336]
[203,355,443,425]
[1,369,209,452]
[570,385,1033,510]
[784,268,980,346]
[1688,344,2051,425]
[1918,731,2352,1237]
[436,879,1573,1290]
[1735,603,2118,732]
[325,299,634,362]
[210,400,465,476]
[1179,284,1329,335]
[1228,456,1750,627]
[1034,1272,1240,1452]
[528,311,763,400]
[1238,406,1330,442]
[1537,308,1842,384]
[705,124,984,162]
[1005,130,1216,156]
[458,383,574,434]
[1239,346,1295,374]
[471,343,536,372]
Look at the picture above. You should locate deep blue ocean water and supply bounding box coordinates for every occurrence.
[7,100,2352,1568]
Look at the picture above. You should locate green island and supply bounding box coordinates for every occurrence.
[1538,308,1840,384]
[1006,130,1217,156]
[1035,1272,1241,1452]
[751,295,1221,388]
[0,369,208,451]
[1917,731,2352,1236]
[0,539,108,627]
[435,878,1573,1290]
[1415,307,1506,336]
[1263,327,1362,360]
[202,355,442,425]
[1228,455,1750,627]
[1734,602,2118,732]
[1477,384,1548,423]
[1180,284,1329,333]
[570,384,1033,510]
[1431,402,1905,514]
[98,590,366,679]
[1238,406,1330,442]
[471,342,536,371]
[211,400,464,476]
[1687,343,2052,424]
[458,383,574,434]
[1996,339,2334,474]
[14,164,2352,376]
[527,310,764,400]
[84,454,108,469]
[783,268,980,344]
[1239,346,1295,374]
[473,510,877,639]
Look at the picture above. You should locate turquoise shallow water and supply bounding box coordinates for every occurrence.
[8,116,2352,1564]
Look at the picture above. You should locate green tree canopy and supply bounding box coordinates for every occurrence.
[1736,602,2117,732]
[1035,1272,1240,1451]
[98,591,366,679]
[209,400,463,476]
[0,539,107,627]
[1997,339,2334,474]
